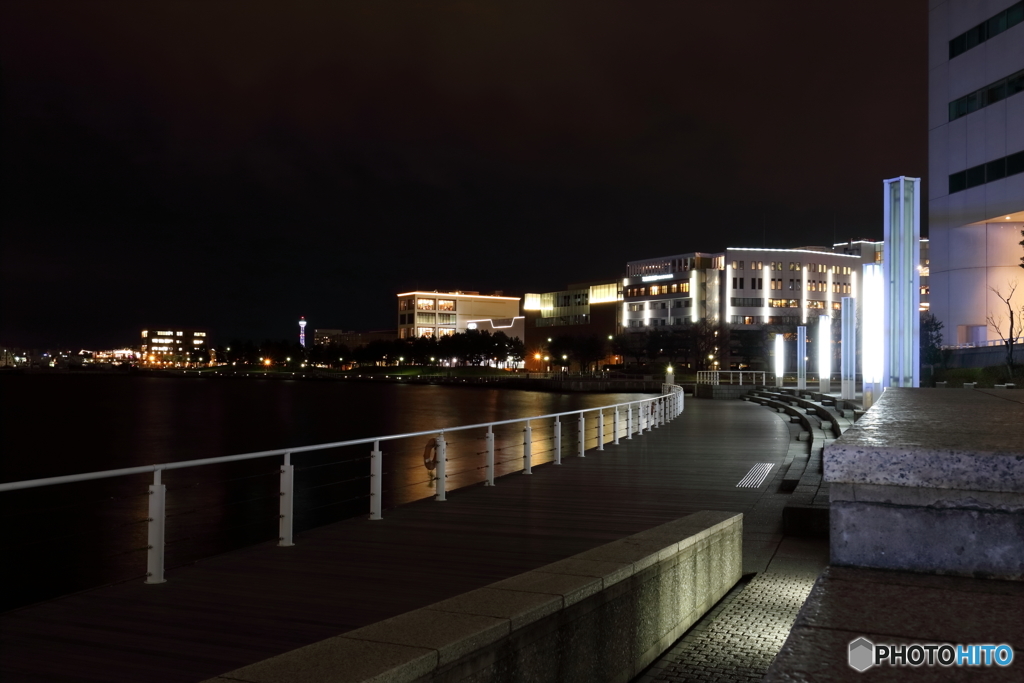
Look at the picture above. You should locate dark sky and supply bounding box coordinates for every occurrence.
[0,1,927,349]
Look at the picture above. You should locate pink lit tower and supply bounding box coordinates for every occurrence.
[299,316,307,348]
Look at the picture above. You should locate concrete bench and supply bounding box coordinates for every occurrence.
[203,511,743,683]
[994,383,1016,389]
[963,382,976,389]
[935,381,947,388]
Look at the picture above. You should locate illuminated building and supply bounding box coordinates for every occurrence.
[929,0,1024,345]
[522,281,623,371]
[395,290,523,341]
[623,248,861,331]
[299,317,307,348]
[140,329,209,365]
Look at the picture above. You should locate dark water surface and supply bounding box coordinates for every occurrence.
[0,373,653,611]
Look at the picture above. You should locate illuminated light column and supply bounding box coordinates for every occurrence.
[774,333,784,387]
[882,176,921,388]
[801,266,808,324]
[841,297,856,399]
[862,264,884,408]
[818,314,831,394]
[763,264,771,324]
[725,263,732,324]
[797,325,807,391]
[690,271,698,323]
[299,317,307,348]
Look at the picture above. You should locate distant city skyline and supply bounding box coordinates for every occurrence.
[1,2,927,348]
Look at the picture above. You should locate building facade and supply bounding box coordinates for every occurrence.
[396,291,522,341]
[622,248,863,331]
[313,329,397,348]
[928,0,1024,345]
[140,328,209,365]
[522,281,622,370]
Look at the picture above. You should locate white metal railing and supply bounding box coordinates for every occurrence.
[0,386,685,585]
[940,336,1024,350]
[696,371,767,386]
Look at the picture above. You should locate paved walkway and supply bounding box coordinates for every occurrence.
[635,450,829,683]
[1,398,794,683]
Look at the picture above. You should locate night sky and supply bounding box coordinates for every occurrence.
[1,1,927,349]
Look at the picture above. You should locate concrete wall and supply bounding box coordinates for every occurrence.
[203,510,742,683]
[695,384,758,399]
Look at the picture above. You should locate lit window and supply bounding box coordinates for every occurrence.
[193,332,206,337]
[437,299,456,311]
[193,339,203,345]
[417,299,436,311]
[176,331,184,336]
[437,328,455,337]
[157,331,173,336]
[417,327,435,338]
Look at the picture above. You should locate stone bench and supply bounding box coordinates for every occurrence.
[203,511,743,683]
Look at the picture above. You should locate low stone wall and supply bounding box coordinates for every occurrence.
[695,384,758,400]
[825,388,1024,580]
[203,510,743,683]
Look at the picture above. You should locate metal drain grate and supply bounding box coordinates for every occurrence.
[736,463,774,488]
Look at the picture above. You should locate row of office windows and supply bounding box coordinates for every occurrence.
[730,260,765,270]
[949,150,1024,193]
[399,327,458,339]
[948,68,1024,121]
[399,298,458,312]
[400,313,457,325]
[536,314,590,327]
[730,297,764,307]
[948,2,1023,59]
[627,318,692,328]
[731,277,764,290]
[627,300,693,312]
[767,299,840,310]
[625,282,690,297]
[768,279,853,293]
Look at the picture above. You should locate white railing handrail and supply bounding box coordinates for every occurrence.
[5,385,685,585]
[0,393,672,493]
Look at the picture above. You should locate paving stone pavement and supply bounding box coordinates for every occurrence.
[635,406,830,683]
[636,571,820,683]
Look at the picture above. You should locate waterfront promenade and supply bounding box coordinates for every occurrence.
[1,398,794,683]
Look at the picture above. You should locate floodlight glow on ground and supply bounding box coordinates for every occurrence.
[774,334,784,378]
[818,314,830,381]
[862,264,883,384]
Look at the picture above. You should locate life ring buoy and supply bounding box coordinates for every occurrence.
[423,438,438,471]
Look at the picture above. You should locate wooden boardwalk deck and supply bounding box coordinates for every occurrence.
[0,398,792,683]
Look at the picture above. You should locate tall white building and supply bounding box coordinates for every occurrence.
[928,0,1024,345]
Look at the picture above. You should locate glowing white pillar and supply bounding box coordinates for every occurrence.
[801,266,808,324]
[797,325,807,391]
[882,176,921,388]
[818,314,831,394]
[841,297,856,399]
[774,333,784,387]
[862,264,884,408]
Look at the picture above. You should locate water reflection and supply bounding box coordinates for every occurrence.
[0,374,654,610]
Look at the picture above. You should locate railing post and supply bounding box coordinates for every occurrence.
[523,421,533,474]
[370,441,382,520]
[578,413,585,458]
[597,410,605,451]
[627,405,633,439]
[613,407,620,445]
[485,426,495,486]
[554,417,562,464]
[435,434,447,502]
[279,452,295,544]
[146,468,166,584]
